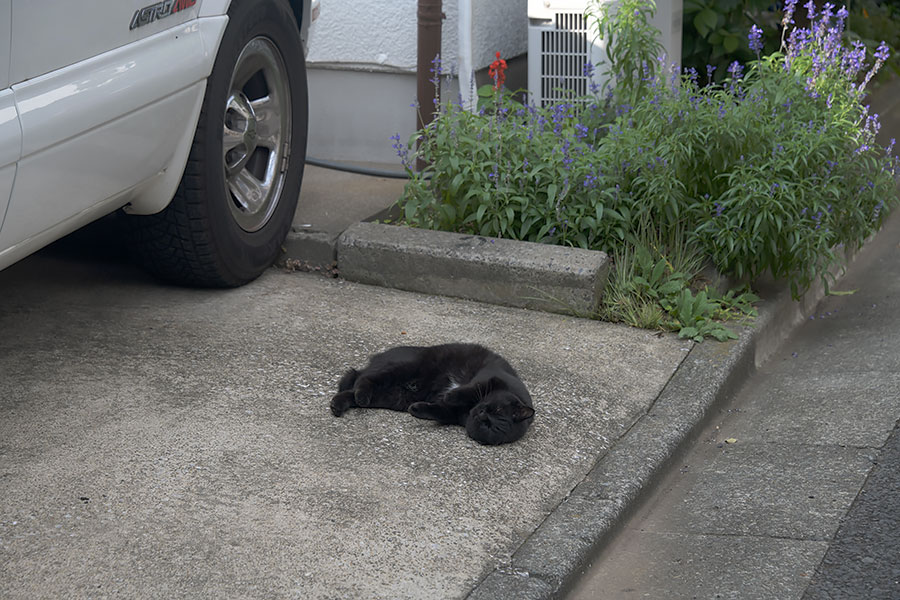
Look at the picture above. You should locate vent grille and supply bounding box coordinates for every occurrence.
[539,13,591,107]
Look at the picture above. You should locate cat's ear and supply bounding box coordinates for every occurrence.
[510,398,535,422]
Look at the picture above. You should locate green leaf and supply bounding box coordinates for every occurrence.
[710,327,738,341]
[450,173,464,195]
[441,204,457,223]
[678,326,700,339]
[694,9,719,38]
[633,276,651,288]
[405,200,419,221]
[547,184,558,205]
[650,258,666,285]
[684,0,707,13]
[722,34,739,54]
[476,84,494,98]
[657,281,684,296]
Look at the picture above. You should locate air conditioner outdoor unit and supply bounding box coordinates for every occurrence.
[527,0,683,107]
[527,0,608,108]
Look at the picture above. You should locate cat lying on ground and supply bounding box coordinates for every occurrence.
[330,343,535,445]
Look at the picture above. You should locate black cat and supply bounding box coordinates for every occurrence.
[330,343,535,445]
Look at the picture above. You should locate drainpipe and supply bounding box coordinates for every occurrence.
[417,0,443,171]
[458,0,474,111]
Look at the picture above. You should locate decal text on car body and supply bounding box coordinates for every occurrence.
[130,0,197,30]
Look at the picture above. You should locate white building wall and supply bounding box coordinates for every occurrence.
[307,0,525,73]
[304,1,679,164]
[306,0,527,164]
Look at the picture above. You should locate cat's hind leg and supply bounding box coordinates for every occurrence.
[338,368,359,392]
[330,390,356,417]
[353,376,375,406]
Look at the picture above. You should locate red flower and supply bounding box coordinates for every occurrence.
[489,51,507,90]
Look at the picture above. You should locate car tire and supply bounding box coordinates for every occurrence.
[128,0,308,287]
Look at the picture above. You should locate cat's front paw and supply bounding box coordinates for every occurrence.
[409,402,437,421]
[330,391,354,417]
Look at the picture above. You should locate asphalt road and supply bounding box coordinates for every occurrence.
[803,420,900,599]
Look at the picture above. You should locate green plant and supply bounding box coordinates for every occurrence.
[393,3,898,339]
[682,0,781,83]
[599,227,756,341]
[683,0,900,87]
[846,0,900,81]
[586,0,666,105]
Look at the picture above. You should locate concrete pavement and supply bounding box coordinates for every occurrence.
[0,229,687,599]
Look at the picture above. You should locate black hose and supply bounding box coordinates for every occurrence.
[305,156,411,179]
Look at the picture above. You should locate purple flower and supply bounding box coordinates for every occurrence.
[805,0,816,20]
[843,42,866,78]
[726,61,744,95]
[390,133,412,168]
[582,61,595,78]
[748,24,764,55]
[685,66,699,85]
[706,64,717,84]
[429,54,442,93]
[783,0,798,26]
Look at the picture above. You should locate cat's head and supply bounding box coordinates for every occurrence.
[465,391,535,445]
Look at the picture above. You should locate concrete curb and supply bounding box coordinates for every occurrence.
[336,222,609,316]
[282,228,339,269]
[464,243,869,600]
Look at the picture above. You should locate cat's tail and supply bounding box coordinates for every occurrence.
[337,368,360,392]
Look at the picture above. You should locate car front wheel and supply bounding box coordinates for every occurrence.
[129,0,308,287]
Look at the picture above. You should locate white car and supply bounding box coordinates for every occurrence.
[0,0,317,286]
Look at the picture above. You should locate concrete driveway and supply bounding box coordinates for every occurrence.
[0,237,687,599]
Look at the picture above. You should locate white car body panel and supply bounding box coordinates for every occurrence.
[198,0,232,18]
[1,0,10,87]
[0,0,316,274]
[0,92,19,236]
[1,0,15,233]
[0,85,205,263]
[0,17,228,271]
[9,0,201,84]
[15,20,221,159]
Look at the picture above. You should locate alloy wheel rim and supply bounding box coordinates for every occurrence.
[222,37,291,233]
